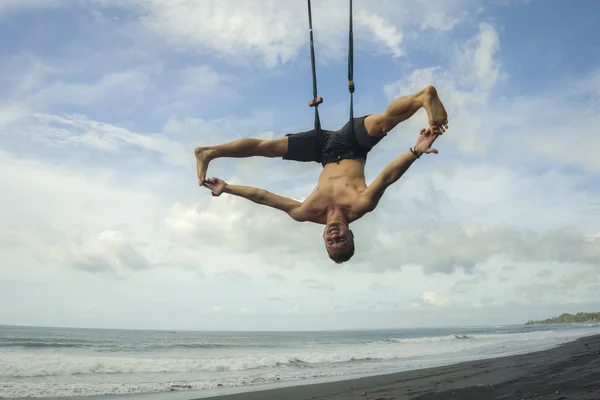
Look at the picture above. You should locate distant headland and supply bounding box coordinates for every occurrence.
[525,312,600,325]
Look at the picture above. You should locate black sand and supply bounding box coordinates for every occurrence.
[196,334,600,400]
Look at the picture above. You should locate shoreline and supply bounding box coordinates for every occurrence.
[192,333,600,400]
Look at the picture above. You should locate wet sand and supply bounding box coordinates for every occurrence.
[195,333,600,400]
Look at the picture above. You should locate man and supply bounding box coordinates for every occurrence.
[195,85,448,263]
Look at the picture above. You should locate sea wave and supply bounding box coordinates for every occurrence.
[0,352,393,378]
[0,371,340,398]
[4,328,592,379]
[380,328,583,345]
[0,339,277,351]
[3,324,599,399]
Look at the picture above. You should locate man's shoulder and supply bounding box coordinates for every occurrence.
[351,194,377,216]
[288,206,308,222]
[289,202,326,224]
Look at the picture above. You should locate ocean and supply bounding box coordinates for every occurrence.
[2,323,600,399]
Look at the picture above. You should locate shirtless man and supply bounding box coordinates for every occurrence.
[195,85,448,263]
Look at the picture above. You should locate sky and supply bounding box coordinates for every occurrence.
[1,0,600,331]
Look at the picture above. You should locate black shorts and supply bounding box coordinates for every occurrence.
[282,115,385,166]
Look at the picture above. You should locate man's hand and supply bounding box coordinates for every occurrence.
[414,128,441,156]
[202,177,227,197]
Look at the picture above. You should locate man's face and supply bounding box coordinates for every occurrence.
[323,222,354,258]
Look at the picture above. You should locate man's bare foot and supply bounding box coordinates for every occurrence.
[422,85,449,134]
[194,146,213,185]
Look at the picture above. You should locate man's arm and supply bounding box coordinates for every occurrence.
[359,149,420,212]
[360,128,441,212]
[223,184,306,221]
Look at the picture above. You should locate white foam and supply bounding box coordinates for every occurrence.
[1,327,595,380]
[0,371,342,398]
[2,326,598,398]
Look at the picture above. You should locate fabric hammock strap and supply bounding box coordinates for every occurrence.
[306,0,323,133]
[347,0,354,134]
[306,0,354,135]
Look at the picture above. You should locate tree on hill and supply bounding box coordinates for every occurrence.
[525,312,600,325]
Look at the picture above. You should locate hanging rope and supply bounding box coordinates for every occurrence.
[306,0,323,133]
[306,0,354,134]
[347,0,354,134]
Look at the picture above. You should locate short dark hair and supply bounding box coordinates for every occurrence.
[328,241,355,263]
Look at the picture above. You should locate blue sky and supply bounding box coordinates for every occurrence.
[1,0,600,331]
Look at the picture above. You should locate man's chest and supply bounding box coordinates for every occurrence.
[302,182,365,221]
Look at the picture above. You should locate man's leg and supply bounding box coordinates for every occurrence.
[194,137,288,184]
[364,85,448,137]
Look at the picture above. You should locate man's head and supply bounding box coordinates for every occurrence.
[323,222,355,263]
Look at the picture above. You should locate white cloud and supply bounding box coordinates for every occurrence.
[3,53,59,99]
[52,230,151,277]
[0,51,236,126]
[455,22,504,91]
[355,9,404,58]
[130,0,309,68]
[382,21,600,181]
[176,65,236,95]
[493,74,600,173]
[91,0,484,68]
[2,0,600,330]
[164,196,324,266]
[383,23,504,155]
[25,69,155,108]
[0,105,28,130]
[420,291,452,307]
[3,113,189,166]
[0,150,168,277]
[375,223,600,274]
[0,0,58,16]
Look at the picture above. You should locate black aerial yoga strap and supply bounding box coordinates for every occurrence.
[306,0,354,134]
[307,0,323,134]
[347,0,354,134]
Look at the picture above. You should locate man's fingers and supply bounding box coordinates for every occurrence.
[431,125,446,135]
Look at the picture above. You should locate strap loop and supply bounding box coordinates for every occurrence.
[309,97,324,107]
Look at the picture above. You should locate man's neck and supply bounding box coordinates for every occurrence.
[326,206,349,225]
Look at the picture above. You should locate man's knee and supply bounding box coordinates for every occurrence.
[364,113,387,137]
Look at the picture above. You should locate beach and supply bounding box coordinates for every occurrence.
[197,333,600,400]
[2,325,600,399]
